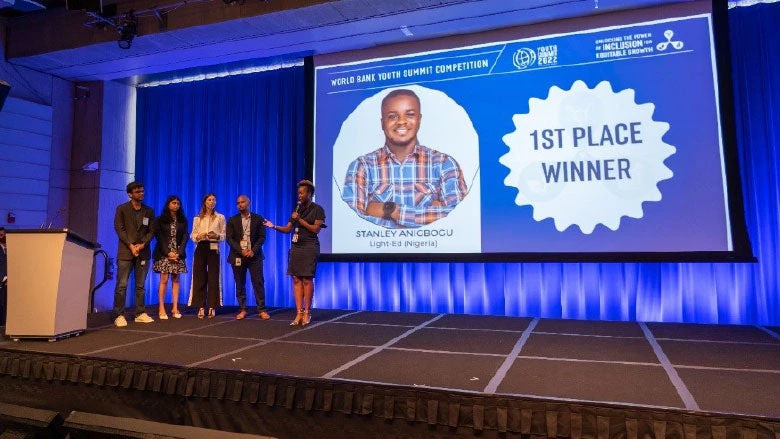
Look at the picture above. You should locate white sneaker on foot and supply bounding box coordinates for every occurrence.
[134,313,154,323]
[114,315,128,327]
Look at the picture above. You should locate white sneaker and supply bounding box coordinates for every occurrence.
[114,315,128,327]
[134,313,154,323]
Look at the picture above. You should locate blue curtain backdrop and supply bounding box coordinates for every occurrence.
[136,68,307,309]
[136,3,780,325]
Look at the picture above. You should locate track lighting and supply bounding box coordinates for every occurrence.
[117,10,138,49]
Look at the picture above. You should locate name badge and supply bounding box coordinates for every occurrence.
[140,260,146,266]
[235,258,242,266]
[292,234,298,243]
[210,242,218,251]
[142,217,149,226]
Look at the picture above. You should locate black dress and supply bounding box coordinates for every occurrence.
[287,202,326,277]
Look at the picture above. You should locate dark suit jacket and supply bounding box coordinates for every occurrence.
[226,212,266,264]
[152,215,189,261]
[0,244,6,284]
[114,201,155,261]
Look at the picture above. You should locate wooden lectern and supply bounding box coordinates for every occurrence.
[5,229,96,341]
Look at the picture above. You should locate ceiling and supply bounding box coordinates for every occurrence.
[0,0,50,17]
[2,0,686,84]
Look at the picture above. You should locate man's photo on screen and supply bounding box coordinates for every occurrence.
[341,88,469,229]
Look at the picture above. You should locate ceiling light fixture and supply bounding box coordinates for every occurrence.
[117,10,138,49]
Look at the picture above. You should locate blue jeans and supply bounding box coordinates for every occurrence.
[113,258,150,319]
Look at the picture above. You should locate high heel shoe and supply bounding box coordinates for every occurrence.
[301,309,311,326]
[197,308,205,319]
[289,309,304,326]
[208,308,216,318]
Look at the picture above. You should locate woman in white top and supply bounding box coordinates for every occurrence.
[189,193,226,318]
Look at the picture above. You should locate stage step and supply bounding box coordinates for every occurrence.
[63,411,276,439]
[0,402,63,438]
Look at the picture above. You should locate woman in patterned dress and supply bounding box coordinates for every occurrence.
[152,195,188,319]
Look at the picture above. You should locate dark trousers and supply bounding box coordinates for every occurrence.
[232,256,266,312]
[113,258,150,319]
[192,241,220,309]
[0,284,6,326]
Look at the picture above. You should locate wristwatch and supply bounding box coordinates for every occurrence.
[382,201,397,220]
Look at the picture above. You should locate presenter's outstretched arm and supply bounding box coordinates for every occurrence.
[264,218,292,233]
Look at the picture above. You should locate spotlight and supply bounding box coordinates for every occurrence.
[117,10,138,49]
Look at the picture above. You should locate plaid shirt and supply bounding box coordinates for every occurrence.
[342,144,468,228]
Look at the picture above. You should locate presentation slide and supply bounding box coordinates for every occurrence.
[313,2,747,259]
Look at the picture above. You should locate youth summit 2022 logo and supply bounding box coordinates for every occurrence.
[499,80,676,234]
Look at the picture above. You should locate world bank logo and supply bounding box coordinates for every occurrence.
[512,48,537,70]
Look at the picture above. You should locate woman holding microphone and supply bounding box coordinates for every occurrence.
[265,180,326,326]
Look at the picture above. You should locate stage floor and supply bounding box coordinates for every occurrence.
[1,308,779,420]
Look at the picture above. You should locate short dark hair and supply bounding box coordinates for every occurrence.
[126,181,144,194]
[381,89,420,113]
[298,179,315,195]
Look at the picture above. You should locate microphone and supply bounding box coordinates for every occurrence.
[40,207,67,229]
[48,207,66,229]
[293,201,302,223]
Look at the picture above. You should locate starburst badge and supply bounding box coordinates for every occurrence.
[499,80,676,234]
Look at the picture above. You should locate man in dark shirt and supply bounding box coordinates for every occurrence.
[113,181,155,327]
